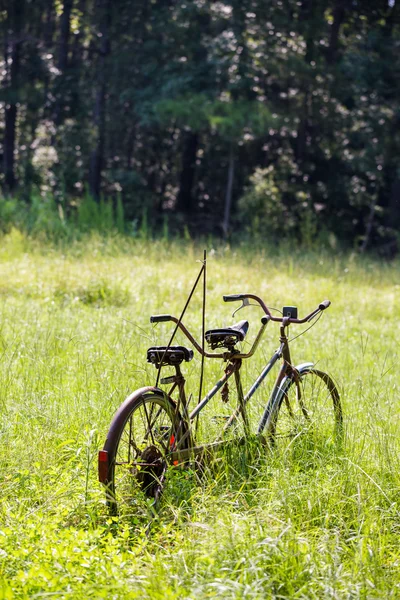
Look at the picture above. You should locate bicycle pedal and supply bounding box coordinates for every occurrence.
[160,376,177,385]
[211,416,230,423]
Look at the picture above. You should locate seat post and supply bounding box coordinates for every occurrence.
[174,364,187,410]
[234,362,249,435]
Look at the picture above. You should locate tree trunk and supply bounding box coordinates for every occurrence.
[176,131,199,214]
[375,1,400,253]
[295,0,315,164]
[52,0,73,132]
[387,178,400,230]
[382,122,400,233]
[3,2,24,193]
[89,84,106,200]
[58,0,74,72]
[4,103,18,193]
[222,145,235,239]
[327,0,346,65]
[296,92,309,163]
[359,196,377,253]
[89,0,111,200]
[44,1,56,49]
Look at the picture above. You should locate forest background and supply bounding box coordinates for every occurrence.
[1,0,400,251]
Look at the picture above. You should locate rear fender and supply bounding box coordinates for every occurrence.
[99,386,169,484]
[106,386,165,437]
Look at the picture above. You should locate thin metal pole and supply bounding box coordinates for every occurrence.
[195,250,206,436]
[155,260,205,388]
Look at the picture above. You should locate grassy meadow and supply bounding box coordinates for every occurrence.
[0,229,400,598]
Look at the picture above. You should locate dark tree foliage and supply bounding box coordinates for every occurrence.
[0,0,399,249]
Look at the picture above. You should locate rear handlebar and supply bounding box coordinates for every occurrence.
[150,314,173,323]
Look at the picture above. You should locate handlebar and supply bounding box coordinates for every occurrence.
[318,300,331,311]
[150,315,172,323]
[150,295,330,360]
[150,314,173,323]
[223,294,247,303]
[150,314,226,359]
[224,294,331,324]
[150,310,267,360]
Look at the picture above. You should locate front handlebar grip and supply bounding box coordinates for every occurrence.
[223,294,246,302]
[150,314,172,323]
[318,300,331,311]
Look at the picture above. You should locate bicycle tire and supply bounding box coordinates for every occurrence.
[100,387,188,515]
[266,368,342,448]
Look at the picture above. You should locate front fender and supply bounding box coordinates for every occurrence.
[258,362,314,434]
[276,362,314,398]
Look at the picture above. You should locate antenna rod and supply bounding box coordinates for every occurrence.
[155,258,205,388]
[195,250,207,434]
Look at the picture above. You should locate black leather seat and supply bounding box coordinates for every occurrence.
[147,346,194,367]
[205,320,249,349]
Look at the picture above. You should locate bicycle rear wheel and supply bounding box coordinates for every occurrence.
[268,368,342,449]
[100,389,188,515]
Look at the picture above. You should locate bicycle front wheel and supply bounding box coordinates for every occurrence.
[268,368,342,449]
[101,390,187,515]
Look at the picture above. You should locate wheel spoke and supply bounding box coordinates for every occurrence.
[141,399,156,446]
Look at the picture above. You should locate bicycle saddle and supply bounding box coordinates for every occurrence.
[205,320,249,350]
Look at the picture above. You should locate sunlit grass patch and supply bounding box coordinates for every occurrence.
[54,278,131,307]
[0,232,400,596]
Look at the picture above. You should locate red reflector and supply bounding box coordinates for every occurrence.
[98,450,109,483]
[169,435,175,447]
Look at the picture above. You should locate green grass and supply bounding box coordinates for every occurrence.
[1,230,400,598]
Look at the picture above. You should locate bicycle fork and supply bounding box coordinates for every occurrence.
[256,324,303,435]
